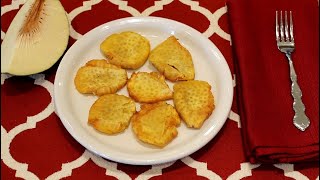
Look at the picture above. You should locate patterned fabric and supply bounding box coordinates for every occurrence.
[1,0,319,179]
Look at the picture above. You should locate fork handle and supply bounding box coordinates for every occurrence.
[286,53,310,131]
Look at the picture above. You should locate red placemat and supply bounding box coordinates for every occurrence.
[1,0,319,179]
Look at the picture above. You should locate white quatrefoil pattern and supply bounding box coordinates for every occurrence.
[1,0,319,179]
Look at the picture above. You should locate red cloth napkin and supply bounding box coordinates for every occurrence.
[226,0,319,163]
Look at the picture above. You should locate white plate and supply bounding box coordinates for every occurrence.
[54,17,233,165]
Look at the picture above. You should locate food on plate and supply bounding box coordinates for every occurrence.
[127,72,173,103]
[131,102,181,147]
[149,36,195,81]
[173,80,215,128]
[74,59,127,96]
[88,94,136,134]
[1,0,69,75]
[100,31,150,69]
[73,30,215,147]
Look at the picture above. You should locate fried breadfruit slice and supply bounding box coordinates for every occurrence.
[127,72,173,103]
[88,94,136,134]
[149,36,195,81]
[100,31,150,69]
[74,59,127,96]
[173,80,215,128]
[131,102,181,147]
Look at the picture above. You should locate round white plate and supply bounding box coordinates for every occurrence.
[54,17,233,165]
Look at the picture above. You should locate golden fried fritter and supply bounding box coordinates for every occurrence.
[88,94,136,134]
[100,31,150,69]
[149,36,195,81]
[131,102,181,147]
[127,72,172,103]
[74,59,127,96]
[173,80,215,128]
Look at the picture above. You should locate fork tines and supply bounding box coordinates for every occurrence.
[276,11,294,43]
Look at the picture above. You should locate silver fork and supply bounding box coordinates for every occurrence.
[275,11,310,131]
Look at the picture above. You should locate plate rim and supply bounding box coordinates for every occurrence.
[54,16,234,165]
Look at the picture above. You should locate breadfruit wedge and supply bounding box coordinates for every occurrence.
[1,0,69,76]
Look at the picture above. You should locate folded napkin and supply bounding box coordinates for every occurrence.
[226,0,319,163]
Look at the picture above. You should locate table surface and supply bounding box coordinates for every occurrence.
[1,0,319,179]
